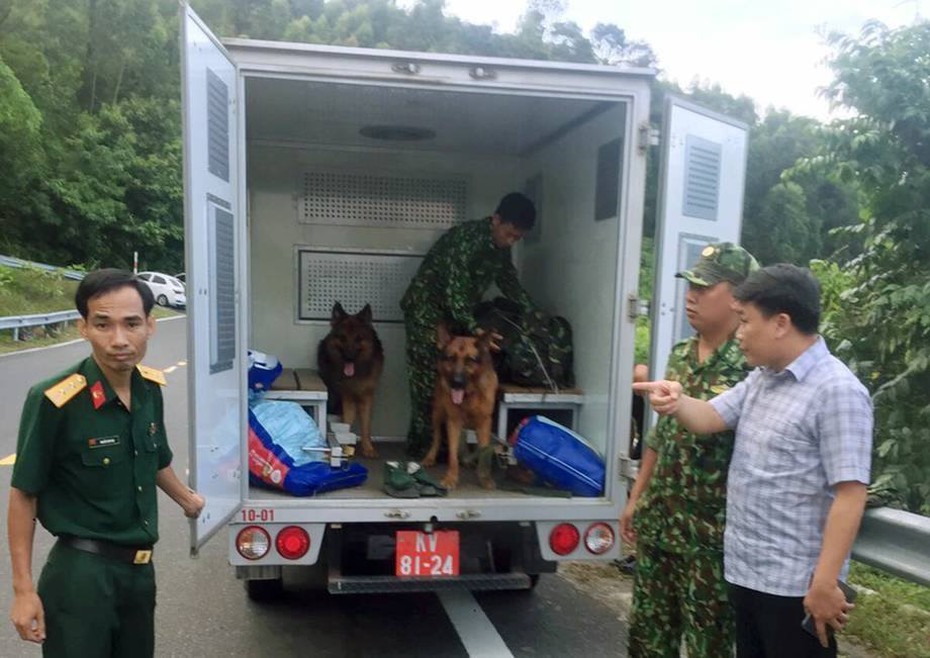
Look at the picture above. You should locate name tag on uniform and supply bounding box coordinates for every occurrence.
[88,436,120,449]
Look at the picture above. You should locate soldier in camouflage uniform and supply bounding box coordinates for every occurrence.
[621,242,759,658]
[400,192,537,457]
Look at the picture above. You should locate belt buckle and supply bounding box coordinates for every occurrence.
[133,549,152,565]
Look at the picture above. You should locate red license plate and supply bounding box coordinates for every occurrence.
[395,530,460,577]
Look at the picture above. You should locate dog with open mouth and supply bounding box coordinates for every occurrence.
[317,301,384,458]
[422,325,499,490]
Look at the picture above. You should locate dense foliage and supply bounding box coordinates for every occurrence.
[0,1,927,509]
[808,21,930,512]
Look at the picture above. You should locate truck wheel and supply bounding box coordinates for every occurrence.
[528,573,541,590]
[245,578,284,602]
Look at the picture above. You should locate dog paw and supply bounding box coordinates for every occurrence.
[478,475,496,490]
[421,454,437,467]
[440,473,459,490]
[359,441,379,458]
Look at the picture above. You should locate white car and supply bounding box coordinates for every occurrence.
[137,271,187,308]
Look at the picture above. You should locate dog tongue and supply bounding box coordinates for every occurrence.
[344,362,355,377]
[451,389,465,405]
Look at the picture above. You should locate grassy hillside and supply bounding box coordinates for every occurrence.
[0,265,80,316]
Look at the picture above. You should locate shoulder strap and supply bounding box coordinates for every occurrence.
[137,365,167,386]
[44,374,87,408]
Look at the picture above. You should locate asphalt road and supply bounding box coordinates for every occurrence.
[0,318,629,657]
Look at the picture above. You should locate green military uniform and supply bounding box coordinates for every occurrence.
[628,337,750,658]
[401,217,533,456]
[12,357,172,658]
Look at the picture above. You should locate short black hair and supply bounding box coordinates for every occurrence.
[495,192,536,231]
[75,269,155,319]
[734,264,821,334]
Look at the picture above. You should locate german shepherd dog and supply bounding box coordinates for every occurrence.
[317,302,384,458]
[422,325,498,490]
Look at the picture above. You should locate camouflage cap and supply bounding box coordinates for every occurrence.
[676,242,759,287]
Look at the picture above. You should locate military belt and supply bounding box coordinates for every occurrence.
[58,536,153,565]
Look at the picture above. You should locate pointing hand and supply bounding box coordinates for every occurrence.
[632,380,682,416]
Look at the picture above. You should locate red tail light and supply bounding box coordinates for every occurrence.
[549,523,580,556]
[276,526,310,560]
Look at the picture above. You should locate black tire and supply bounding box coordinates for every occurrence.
[528,573,541,589]
[245,578,284,602]
[156,294,168,306]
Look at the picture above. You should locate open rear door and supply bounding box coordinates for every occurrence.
[181,3,245,554]
[649,96,749,383]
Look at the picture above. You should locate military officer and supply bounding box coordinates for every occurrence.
[621,243,759,657]
[8,268,205,657]
[401,192,536,457]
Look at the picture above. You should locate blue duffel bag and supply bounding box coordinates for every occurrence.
[511,416,605,497]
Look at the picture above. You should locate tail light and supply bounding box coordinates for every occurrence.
[584,522,615,555]
[276,526,311,560]
[236,526,271,560]
[549,523,580,556]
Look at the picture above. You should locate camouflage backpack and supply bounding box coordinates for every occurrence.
[475,297,575,390]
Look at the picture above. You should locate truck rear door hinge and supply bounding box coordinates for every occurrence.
[627,294,650,320]
[638,123,660,154]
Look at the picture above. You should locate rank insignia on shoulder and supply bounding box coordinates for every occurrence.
[137,365,166,386]
[710,384,730,395]
[44,374,87,408]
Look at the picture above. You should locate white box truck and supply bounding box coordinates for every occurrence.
[180,3,749,598]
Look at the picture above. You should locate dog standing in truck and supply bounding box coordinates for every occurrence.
[422,325,498,490]
[317,302,384,458]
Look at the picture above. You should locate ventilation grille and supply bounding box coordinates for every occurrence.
[206,68,229,182]
[211,205,236,372]
[298,250,424,323]
[299,172,467,228]
[682,135,721,221]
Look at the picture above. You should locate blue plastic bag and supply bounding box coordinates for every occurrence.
[248,407,367,496]
[512,416,605,497]
[250,399,326,466]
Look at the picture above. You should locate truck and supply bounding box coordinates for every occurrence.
[180,2,749,598]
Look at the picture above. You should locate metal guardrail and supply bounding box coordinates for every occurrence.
[0,310,81,341]
[852,507,930,587]
[0,254,84,340]
[0,254,85,281]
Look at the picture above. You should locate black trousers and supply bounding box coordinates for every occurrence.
[729,583,837,658]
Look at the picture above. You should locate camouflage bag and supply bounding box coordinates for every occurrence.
[475,297,575,389]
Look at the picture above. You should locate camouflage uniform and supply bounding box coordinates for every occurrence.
[401,217,533,456]
[628,242,758,658]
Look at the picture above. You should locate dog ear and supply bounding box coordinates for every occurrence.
[358,303,373,324]
[331,301,347,326]
[435,324,452,349]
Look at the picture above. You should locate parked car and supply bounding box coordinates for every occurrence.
[137,271,186,308]
[175,272,186,284]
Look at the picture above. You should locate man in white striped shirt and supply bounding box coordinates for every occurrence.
[635,264,873,658]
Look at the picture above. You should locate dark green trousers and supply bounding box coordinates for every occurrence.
[38,541,156,658]
[404,312,439,458]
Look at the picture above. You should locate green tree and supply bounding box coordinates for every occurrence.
[811,20,930,512]
[0,55,45,252]
[742,110,859,265]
